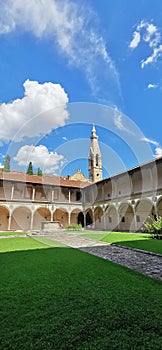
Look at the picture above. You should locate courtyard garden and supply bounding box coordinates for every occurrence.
[80,231,162,255]
[0,236,162,349]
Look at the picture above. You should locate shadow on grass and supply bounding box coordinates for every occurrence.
[112,239,162,255]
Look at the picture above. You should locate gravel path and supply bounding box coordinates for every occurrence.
[43,232,162,281]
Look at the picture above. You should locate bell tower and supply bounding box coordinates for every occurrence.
[88,125,102,182]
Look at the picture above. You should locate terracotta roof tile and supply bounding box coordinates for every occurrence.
[0,171,90,188]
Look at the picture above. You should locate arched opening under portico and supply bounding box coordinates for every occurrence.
[53,208,68,228]
[33,207,51,230]
[118,203,134,231]
[11,206,32,231]
[0,206,10,231]
[135,199,155,231]
[105,205,118,231]
[94,206,104,230]
[86,208,93,227]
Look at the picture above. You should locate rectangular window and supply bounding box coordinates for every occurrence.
[136,215,140,223]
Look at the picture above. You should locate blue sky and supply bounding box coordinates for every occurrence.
[0,0,162,179]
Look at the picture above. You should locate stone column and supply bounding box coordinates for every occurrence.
[103,208,106,230]
[83,211,86,228]
[132,207,137,232]
[68,189,71,203]
[116,206,120,231]
[8,214,12,230]
[32,187,35,201]
[92,210,95,228]
[68,211,71,225]
[30,212,34,230]
[153,204,158,221]
[11,184,14,200]
[51,211,53,222]
[52,190,54,202]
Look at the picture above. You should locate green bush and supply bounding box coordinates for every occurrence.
[66,224,82,230]
[144,216,162,239]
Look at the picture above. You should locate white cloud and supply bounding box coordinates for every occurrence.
[0,79,68,143]
[0,0,120,101]
[147,83,158,89]
[142,45,162,68]
[62,136,67,141]
[14,145,65,174]
[129,20,162,68]
[141,137,159,146]
[113,108,134,134]
[129,31,141,49]
[155,147,162,158]
[0,163,4,169]
[143,23,160,47]
[114,114,124,130]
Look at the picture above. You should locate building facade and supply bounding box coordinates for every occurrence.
[0,126,162,232]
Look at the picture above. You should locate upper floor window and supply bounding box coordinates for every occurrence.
[96,154,99,166]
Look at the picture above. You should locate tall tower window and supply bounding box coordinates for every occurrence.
[96,154,99,166]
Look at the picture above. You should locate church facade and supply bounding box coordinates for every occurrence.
[0,126,162,232]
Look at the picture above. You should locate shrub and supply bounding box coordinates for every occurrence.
[66,224,82,231]
[144,216,162,239]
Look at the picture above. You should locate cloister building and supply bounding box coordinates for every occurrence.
[0,126,162,232]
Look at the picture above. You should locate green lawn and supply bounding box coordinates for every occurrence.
[0,237,66,252]
[81,231,162,255]
[0,231,26,236]
[0,237,162,349]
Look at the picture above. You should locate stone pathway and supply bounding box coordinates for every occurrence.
[43,232,162,282]
[45,232,108,248]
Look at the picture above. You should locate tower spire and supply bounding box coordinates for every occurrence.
[92,124,96,132]
[88,125,102,182]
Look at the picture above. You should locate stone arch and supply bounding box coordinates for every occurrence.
[0,205,10,231]
[11,206,32,231]
[53,208,68,228]
[94,206,104,230]
[105,205,118,231]
[33,207,51,230]
[70,208,83,226]
[135,199,155,231]
[85,208,93,227]
[118,202,134,231]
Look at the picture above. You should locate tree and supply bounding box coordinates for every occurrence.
[3,154,10,172]
[144,216,162,240]
[37,168,42,176]
[27,161,33,175]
